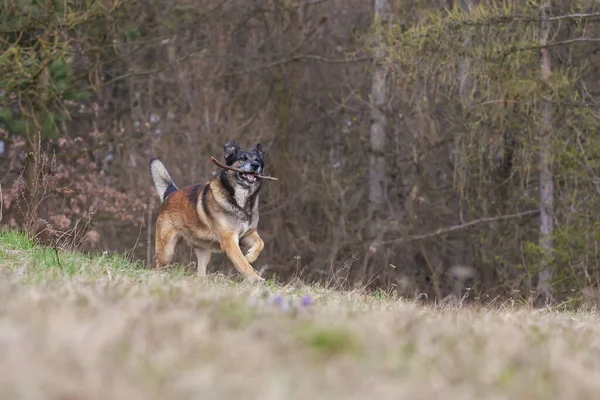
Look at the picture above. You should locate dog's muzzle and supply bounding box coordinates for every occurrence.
[237,162,262,184]
[238,172,258,183]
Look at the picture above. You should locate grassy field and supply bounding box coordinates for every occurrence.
[0,231,599,400]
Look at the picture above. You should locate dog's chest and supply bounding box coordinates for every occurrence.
[234,188,251,210]
[231,188,258,235]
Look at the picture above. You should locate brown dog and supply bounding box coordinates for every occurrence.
[149,140,266,282]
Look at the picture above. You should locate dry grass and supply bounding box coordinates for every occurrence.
[0,231,599,400]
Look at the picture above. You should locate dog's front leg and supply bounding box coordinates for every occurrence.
[240,230,264,264]
[220,232,264,282]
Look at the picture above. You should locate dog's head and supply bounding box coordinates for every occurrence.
[223,140,265,187]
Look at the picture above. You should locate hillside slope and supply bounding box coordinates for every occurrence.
[0,231,599,400]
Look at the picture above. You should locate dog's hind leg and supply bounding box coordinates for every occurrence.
[194,248,211,277]
[240,230,264,264]
[156,226,178,271]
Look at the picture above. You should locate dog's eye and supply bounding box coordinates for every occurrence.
[241,155,248,161]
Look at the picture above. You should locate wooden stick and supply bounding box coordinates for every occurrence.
[210,157,279,181]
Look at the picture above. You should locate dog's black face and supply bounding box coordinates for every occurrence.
[223,140,265,187]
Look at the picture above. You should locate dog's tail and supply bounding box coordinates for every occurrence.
[150,158,178,203]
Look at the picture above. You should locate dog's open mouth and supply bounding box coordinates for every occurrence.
[238,172,258,184]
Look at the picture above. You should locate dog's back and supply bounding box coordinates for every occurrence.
[154,182,223,253]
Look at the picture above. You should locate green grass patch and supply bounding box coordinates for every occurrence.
[214,297,260,329]
[298,324,362,358]
[0,229,36,251]
[0,230,145,279]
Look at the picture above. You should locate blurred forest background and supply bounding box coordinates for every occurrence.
[2,0,600,306]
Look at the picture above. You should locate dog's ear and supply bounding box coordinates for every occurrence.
[255,143,265,160]
[224,140,240,164]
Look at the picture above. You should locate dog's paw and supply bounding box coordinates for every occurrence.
[247,275,266,285]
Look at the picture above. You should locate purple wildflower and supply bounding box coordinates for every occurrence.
[301,295,313,307]
[272,295,284,306]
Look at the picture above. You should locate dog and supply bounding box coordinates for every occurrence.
[149,140,266,282]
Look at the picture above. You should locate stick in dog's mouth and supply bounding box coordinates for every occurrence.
[210,157,279,181]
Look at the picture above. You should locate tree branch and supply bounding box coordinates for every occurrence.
[303,0,331,5]
[515,37,600,51]
[451,11,600,28]
[65,52,371,94]
[376,210,539,245]
[542,12,600,21]
[297,54,372,63]
[502,38,600,59]
[465,99,519,119]
[219,54,372,79]
[95,52,196,89]
[496,11,600,23]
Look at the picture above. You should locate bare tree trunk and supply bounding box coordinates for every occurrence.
[368,0,389,216]
[452,0,478,297]
[354,0,390,287]
[537,0,554,305]
[328,113,348,283]
[458,0,476,103]
[330,113,348,171]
